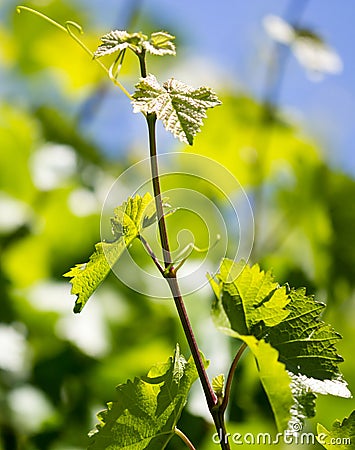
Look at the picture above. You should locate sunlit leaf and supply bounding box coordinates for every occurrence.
[94,30,175,59]
[317,410,355,449]
[94,30,147,57]
[266,288,346,382]
[210,259,350,431]
[132,74,221,145]
[240,336,293,432]
[64,193,156,313]
[89,345,204,449]
[211,259,290,336]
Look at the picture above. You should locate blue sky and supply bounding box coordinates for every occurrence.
[134,0,355,174]
[73,0,355,174]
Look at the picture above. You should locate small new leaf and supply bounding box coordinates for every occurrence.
[64,193,156,313]
[317,410,355,449]
[144,31,176,56]
[94,30,147,57]
[111,193,157,241]
[132,74,222,145]
[94,30,175,59]
[212,374,225,397]
[89,345,204,449]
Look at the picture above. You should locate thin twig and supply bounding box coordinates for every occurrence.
[167,277,217,410]
[146,114,173,268]
[138,235,165,275]
[220,342,247,414]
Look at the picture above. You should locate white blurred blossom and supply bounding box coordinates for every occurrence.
[263,14,343,81]
[0,323,30,375]
[8,385,55,432]
[0,193,32,232]
[30,143,77,190]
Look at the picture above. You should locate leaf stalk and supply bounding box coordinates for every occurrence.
[221,342,247,414]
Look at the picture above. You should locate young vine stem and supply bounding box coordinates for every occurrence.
[140,53,230,450]
[146,113,215,403]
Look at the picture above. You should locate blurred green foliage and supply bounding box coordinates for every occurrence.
[0,1,354,449]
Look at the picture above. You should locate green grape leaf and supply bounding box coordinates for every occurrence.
[94,30,148,57]
[143,32,176,56]
[209,259,351,431]
[266,288,348,384]
[210,259,290,336]
[64,193,156,313]
[88,345,205,449]
[110,192,157,242]
[132,74,222,145]
[240,336,294,432]
[64,241,124,314]
[317,410,355,449]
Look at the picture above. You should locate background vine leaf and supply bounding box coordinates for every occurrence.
[132,74,221,145]
[64,193,156,313]
[88,345,204,449]
[317,410,355,449]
